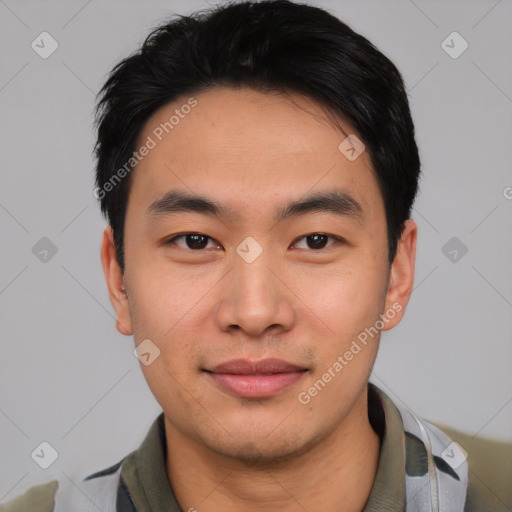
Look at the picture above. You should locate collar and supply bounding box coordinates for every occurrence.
[364,383,406,511]
[120,384,407,512]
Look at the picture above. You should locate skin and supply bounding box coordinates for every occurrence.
[101,87,417,512]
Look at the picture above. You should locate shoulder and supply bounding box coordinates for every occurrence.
[436,424,512,511]
[0,480,59,512]
[0,460,124,512]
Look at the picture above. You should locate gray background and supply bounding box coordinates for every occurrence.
[1,0,511,501]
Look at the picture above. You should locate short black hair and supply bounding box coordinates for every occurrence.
[94,0,420,273]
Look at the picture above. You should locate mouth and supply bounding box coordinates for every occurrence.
[202,358,309,399]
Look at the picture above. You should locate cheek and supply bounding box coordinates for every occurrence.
[139,358,201,427]
[127,260,213,339]
[301,263,387,339]
[126,277,209,414]
[136,321,203,416]
[297,271,384,411]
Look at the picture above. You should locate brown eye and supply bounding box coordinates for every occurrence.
[167,233,220,250]
[293,234,340,250]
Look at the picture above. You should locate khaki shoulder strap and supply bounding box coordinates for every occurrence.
[53,465,121,512]
[0,480,58,512]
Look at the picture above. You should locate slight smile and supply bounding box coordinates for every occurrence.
[203,358,309,399]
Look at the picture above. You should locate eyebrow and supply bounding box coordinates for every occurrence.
[146,188,363,223]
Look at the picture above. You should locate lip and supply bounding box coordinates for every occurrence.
[204,358,308,399]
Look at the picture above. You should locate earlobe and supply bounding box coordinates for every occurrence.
[116,318,132,336]
[382,219,417,331]
[100,226,133,336]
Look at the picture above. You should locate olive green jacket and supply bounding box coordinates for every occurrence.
[1,385,510,511]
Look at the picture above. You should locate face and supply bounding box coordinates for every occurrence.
[102,87,416,463]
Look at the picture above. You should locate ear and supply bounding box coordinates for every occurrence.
[382,219,417,331]
[100,226,133,336]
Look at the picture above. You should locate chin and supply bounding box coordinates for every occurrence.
[204,429,321,469]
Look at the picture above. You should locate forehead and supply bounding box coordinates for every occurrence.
[139,87,358,159]
[129,87,381,218]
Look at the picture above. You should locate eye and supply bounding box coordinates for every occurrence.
[165,233,343,251]
[166,233,221,250]
[292,233,341,250]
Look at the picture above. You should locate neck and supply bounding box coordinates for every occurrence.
[165,389,380,512]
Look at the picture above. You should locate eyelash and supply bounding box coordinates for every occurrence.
[164,233,344,251]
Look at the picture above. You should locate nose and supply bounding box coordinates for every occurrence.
[215,247,296,338]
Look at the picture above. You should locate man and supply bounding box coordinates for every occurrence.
[2,1,510,511]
